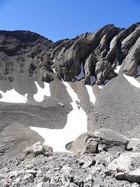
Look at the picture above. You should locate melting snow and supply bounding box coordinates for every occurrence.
[75,62,85,80]
[0,89,28,103]
[30,82,87,152]
[85,85,96,105]
[33,81,51,102]
[123,74,140,88]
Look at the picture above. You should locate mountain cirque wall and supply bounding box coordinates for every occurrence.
[0,22,140,87]
[0,23,140,186]
[0,23,140,142]
[0,23,140,131]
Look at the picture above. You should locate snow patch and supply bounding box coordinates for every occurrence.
[52,67,56,73]
[52,58,56,62]
[98,85,104,89]
[114,65,122,74]
[33,81,51,102]
[85,85,96,105]
[0,89,28,103]
[75,62,85,80]
[30,82,87,152]
[123,74,140,88]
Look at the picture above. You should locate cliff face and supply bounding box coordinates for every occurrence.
[42,23,140,84]
[1,23,140,88]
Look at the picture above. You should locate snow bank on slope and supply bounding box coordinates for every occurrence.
[30,82,87,152]
[123,74,140,88]
[0,89,28,103]
[85,85,96,105]
[33,81,51,102]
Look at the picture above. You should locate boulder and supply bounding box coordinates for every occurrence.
[70,129,129,154]
[70,133,88,152]
[127,138,140,151]
[43,145,53,156]
[25,142,53,156]
[78,154,96,168]
[94,151,116,166]
[108,152,140,172]
[115,168,140,184]
[70,133,97,153]
[85,137,98,153]
[24,146,33,156]
[23,173,34,181]
[42,175,51,183]
[107,152,140,184]
[61,165,73,184]
[93,128,129,151]
[25,169,37,177]
[33,142,44,156]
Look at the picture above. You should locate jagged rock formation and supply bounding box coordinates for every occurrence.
[1,23,140,87]
[0,23,140,186]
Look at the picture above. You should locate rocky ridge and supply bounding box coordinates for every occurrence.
[0,23,140,87]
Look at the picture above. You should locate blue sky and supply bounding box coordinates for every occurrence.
[0,0,140,41]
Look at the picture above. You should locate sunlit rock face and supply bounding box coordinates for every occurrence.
[1,24,140,187]
[1,23,140,90]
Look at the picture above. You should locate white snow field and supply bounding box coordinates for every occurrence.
[123,74,140,88]
[33,81,51,102]
[85,85,96,105]
[0,89,28,103]
[30,82,87,152]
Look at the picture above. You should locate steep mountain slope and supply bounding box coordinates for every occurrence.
[0,24,140,186]
[0,23,140,151]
